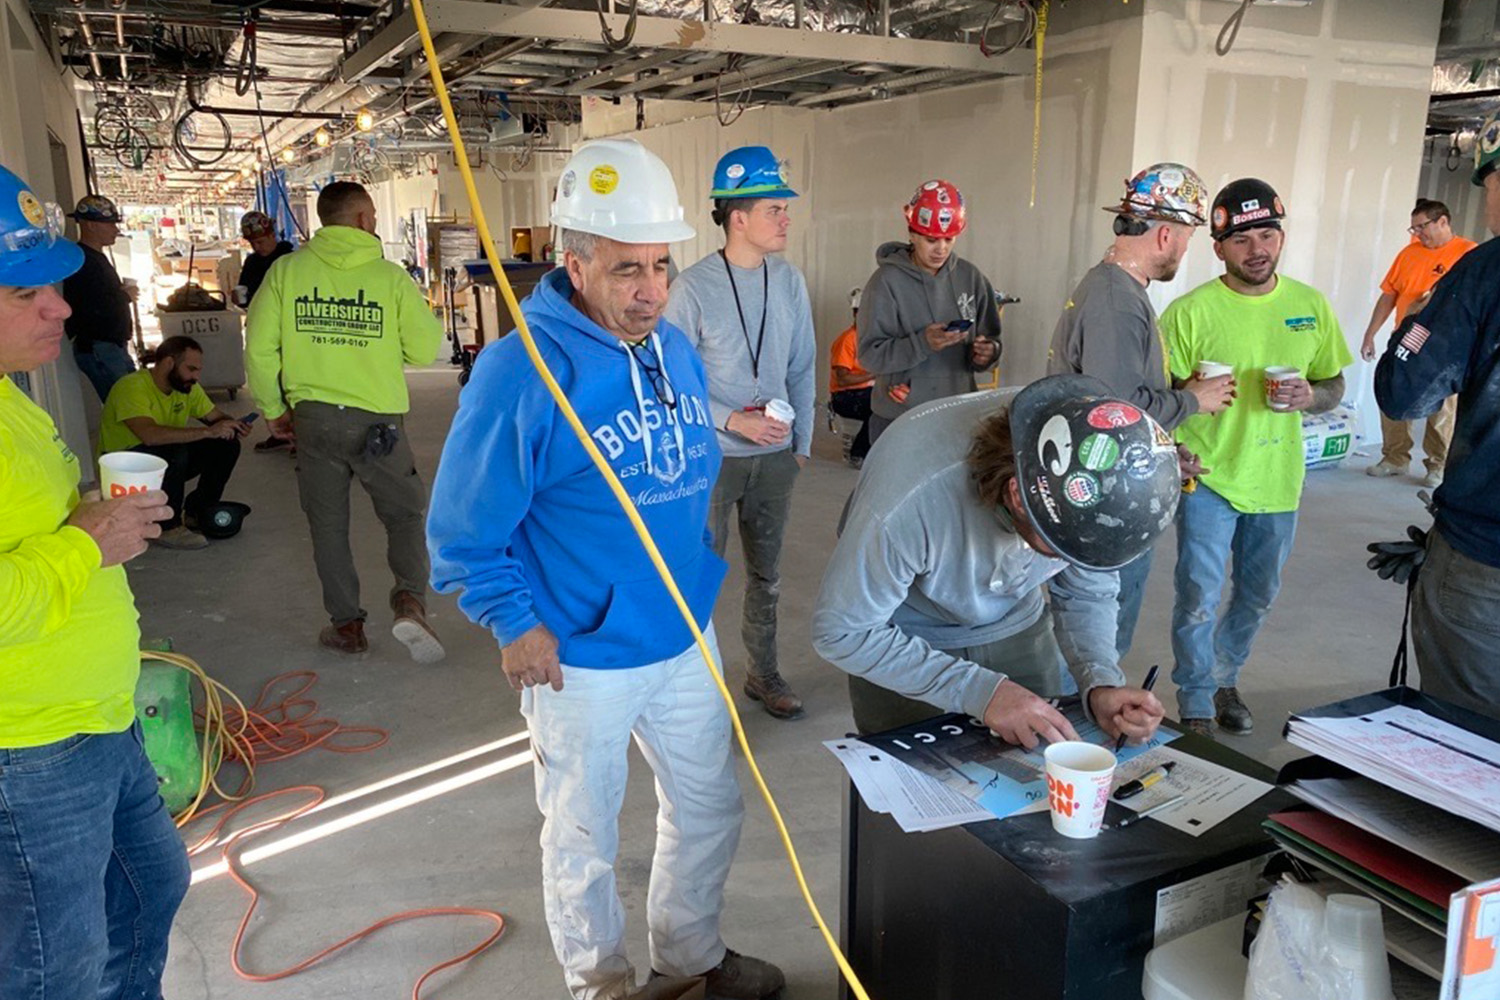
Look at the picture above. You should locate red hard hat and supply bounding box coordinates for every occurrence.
[903,179,966,239]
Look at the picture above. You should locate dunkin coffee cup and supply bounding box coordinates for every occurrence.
[765,398,796,426]
[99,451,167,499]
[1044,742,1116,840]
[1195,360,1233,380]
[1264,366,1302,411]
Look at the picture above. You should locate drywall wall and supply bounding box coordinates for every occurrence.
[1418,137,1493,243]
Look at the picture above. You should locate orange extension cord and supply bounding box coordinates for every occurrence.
[154,657,507,1000]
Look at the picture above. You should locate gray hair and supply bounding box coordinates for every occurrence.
[557,228,598,261]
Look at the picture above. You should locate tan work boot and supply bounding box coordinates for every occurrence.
[744,672,804,720]
[1365,460,1405,478]
[319,620,368,654]
[152,525,209,550]
[651,950,785,1000]
[391,591,445,664]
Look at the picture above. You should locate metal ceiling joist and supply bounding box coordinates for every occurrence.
[341,9,421,82]
[559,48,683,93]
[418,1,1033,76]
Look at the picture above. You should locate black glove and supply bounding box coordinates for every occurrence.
[1366,525,1428,586]
[362,422,400,460]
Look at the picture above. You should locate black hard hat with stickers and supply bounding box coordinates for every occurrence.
[1209,178,1285,241]
[1011,375,1181,572]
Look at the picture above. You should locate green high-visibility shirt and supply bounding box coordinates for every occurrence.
[0,377,140,748]
[1162,275,1353,514]
[99,368,215,453]
[245,225,443,418]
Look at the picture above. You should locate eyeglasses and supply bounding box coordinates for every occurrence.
[1408,217,1442,235]
[628,341,677,412]
[1,202,65,254]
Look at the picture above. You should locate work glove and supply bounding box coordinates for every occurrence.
[1366,525,1428,586]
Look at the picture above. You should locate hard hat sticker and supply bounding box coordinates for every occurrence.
[1033,476,1062,523]
[1086,402,1142,430]
[726,163,746,180]
[917,206,933,228]
[923,180,940,191]
[1121,442,1158,480]
[589,165,620,195]
[1064,471,1102,508]
[937,207,954,231]
[1077,433,1120,471]
[17,191,44,227]
[1212,206,1228,231]
[1038,414,1074,477]
[560,170,577,198]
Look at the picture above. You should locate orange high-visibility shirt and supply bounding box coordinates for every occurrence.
[829,325,874,394]
[1380,237,1478,324]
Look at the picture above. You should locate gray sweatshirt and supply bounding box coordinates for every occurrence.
[1046,261,1199,430]
[811,389,1125,720]
[665,251,816,457]
[856,242,1002,422]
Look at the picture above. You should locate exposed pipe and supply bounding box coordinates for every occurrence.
[1429,87,1500,104]
[879,0,889,36]
[114,13,127,79]
[75,14,104,78]
[188,86,349,121]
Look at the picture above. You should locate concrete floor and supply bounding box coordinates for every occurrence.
[145,367,1434,999]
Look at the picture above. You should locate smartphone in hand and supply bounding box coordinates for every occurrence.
[945,319,974,333]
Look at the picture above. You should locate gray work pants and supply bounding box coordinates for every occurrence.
[709,449,800,680]
[848,610,1066,735]
[1413,529,1500,722]
[293,401,429,626]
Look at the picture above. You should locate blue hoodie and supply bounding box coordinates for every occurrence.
[428,269,727,669]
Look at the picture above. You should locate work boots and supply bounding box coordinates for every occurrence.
[319,620,368,654]
[649,950,786,1000]
[744,672,804,720]
[1214,687,1253,735]
[392,591,446,664]
[1180,718,1216,740]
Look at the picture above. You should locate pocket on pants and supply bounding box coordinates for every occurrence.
[1438,556,1500,637]
[0,732,93,774]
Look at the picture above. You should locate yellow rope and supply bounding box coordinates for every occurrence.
[1030,0,1049,208]
[406,2,873,996]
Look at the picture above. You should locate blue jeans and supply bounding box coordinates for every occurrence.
[1169,485,1297,719]
[1116,546,1154,658]
[0,723,190,1000]
[75,342,137,402]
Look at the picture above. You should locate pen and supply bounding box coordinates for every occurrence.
[1117,793,1186,829]
[1114,761,1176,800]
[1114,664,1160,753]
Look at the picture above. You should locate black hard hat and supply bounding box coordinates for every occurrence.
[1210,178,1285,241]
[1011,375,1181,571]
[199,501,251,539]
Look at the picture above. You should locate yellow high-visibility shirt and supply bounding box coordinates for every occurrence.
[99,368,215,453]
[0,376,140,748]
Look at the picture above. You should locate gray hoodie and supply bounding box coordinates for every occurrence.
[1046,261,1199,430]
[811,389,1124,720]
[856,241,1002,422]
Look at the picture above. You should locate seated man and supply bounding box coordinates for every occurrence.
[829,285,874,467]
[99,335,250,549]
[812,375,1175,747]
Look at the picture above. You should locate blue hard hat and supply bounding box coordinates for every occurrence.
[710,146,798,200]
[0,165,83,288]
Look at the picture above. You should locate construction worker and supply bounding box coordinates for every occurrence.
[664,146,815,720]
[1360,198,1476,488]
[63,193,138,401]
[98,334,252,549]
[236,210,298,452]
[856,179,1001,445]
[245,181,445,660]
[1162,179,1352,738]
[1047,162,1235,659]
[0,164,189,1000]
[812,375,1173,745]
[429,139,784,1000]
[828,285,874,467]
[1374,112,1500,719]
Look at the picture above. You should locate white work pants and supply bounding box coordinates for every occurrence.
[520,627,744,1000]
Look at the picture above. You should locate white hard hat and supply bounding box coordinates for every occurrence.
[551,138,695,244]
[849,286,862,309]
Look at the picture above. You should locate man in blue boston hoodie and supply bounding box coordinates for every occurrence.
[428,139,784,1000]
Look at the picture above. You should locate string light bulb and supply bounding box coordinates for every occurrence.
[281,147,296,164]
[315,128,331,148]
[355,108,375,132]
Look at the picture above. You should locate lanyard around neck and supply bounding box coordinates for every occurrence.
[720,250,769,383]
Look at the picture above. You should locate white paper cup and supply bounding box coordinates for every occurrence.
[1044,741,1116,839]
[1195,360,1233,380]
[1264,366,1301,411]
[764,398,796,426]
[99,451,167,499]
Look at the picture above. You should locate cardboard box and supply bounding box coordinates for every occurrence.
[839,729,1294,1000]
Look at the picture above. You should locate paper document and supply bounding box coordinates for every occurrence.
[1443,876,1500,999]
[1153,855,1267,947]
[824,740,993,833]
[1111,746,1273,836]
[856,708,1178,822]
[1290,777,1500,883]
[1287,705,1500,834]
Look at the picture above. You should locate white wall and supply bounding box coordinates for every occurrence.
[1418,139,1493,244]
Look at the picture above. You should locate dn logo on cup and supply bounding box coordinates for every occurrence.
[1046,774,1078,817]
[109,483,151,498]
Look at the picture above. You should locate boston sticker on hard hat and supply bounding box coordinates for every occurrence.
[1086,402,1142,430]
[1077,434,1120,471]
[1064,471,1102,508]
[589,165,619,195]
[17,191,44,227]
[726,163,746,180]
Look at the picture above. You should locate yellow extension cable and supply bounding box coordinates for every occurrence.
[406,4,874,997]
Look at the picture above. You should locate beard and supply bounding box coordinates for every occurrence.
[168,370,196,394]
[1224,251,1279,289]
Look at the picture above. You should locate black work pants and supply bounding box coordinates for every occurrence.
[829,388,873,460]
[134,438,241,528]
